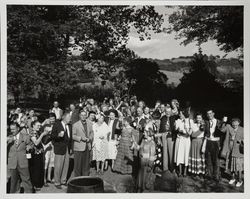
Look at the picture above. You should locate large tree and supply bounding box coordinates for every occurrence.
[7,5,163,103]
[124,58,168,106]
[167,6,243,53]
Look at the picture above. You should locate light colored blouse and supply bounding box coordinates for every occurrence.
[92,122,109,151]
[175,118,195,136]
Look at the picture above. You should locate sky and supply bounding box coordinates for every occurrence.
[126,6,239,60]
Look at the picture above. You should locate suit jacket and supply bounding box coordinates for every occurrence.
[204,119,223,139]
[7,130,31,169]
[134,117,147,144]
[221,125,244,158]
[51,120,72,155]
[159,115,177,140]
[72,120,93,151]
[106,118,120,139]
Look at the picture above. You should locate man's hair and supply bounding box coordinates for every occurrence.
[31,120,40,128]
[195,112,203,117]
[79,109,88,115]
[49,112,56,118]
[152,110,161,120]
[88,111,96,117]
[10,122,19,128]
[179,108,190,118]
[231,118,241,124]
[207,109,214,113]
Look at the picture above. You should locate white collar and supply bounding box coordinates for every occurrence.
[61,121,67,127]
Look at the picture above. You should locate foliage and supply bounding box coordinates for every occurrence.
[176,52,225,105]
[124,58,169,106]
[167,6,243,53]
[7,5,163,103]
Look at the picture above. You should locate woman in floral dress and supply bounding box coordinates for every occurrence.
[92,114,109,175]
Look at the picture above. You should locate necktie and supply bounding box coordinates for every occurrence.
[14,135,18,146]
[210,120,213,128]
[64,124,68,137]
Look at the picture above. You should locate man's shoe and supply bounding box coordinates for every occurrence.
[55,184,62,189]
[229,179,236,185]
[236,181,243,187]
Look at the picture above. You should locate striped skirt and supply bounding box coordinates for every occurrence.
[188,138,205,174]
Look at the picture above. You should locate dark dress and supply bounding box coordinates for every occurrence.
[29,131,44,188]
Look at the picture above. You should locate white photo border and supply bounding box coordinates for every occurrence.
[1,1,249,199]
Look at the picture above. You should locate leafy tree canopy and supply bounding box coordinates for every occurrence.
[7,5,163,102]
[167,6,243,53]
[124,58,168,106]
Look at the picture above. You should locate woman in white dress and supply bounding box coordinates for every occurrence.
[174,109,194,177]
[92,114,110,175]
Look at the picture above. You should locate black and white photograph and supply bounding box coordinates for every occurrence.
[1,0,249,197]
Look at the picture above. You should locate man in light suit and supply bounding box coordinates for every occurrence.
[51,112,72,189]
[7,123,33,193]
[72,110,93,176]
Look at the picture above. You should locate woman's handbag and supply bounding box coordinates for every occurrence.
[239,141,244,154]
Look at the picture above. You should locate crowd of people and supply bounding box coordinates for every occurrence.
[7,95,244,193]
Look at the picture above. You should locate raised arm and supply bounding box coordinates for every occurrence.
[31,131,47,146]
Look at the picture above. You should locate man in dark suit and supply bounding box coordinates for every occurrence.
[159,107,177,172]
[7,123,33,193]
[72,110,93,177]
[69,103,80,125]
[51,112,72,189]
[204,109,225,181]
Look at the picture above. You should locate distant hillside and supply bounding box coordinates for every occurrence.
[149,56,243,86]
[149,58,190,72]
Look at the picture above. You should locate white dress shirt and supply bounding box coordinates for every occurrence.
[61,121,70,137]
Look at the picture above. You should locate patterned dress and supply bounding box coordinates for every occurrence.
[92,122,109,162]
[188,123,206,174]
[113,126,134,174]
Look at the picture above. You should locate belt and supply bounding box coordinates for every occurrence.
[207,137,220,141]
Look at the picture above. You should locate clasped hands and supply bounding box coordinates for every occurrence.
[81,137,90,142]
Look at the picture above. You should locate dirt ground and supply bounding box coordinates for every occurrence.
[36,166,244,194]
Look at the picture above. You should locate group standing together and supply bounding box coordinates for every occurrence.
[7,96,244,193]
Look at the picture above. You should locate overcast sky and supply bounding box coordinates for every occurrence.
[127,6,239,60]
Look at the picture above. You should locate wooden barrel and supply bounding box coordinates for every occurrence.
[67,176,104,193]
